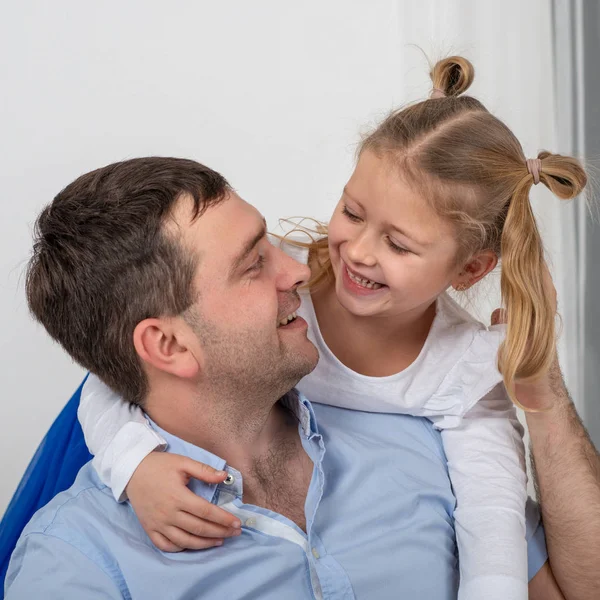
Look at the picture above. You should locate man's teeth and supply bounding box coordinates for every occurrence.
[279,312,297,326]
[347,268,382,290]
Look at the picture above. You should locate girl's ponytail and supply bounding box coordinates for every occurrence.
[498,152,587,405]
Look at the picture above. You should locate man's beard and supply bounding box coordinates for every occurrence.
[191,316,317,405]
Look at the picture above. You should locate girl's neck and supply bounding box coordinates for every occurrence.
[310,280,437,377]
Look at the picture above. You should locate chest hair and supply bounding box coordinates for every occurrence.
[243,434,313,531]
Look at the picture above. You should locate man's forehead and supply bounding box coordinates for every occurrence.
[173,191,259,234]
[205,193,265,242]
[176,192,266,269]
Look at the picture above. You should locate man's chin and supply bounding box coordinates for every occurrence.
[296,334,319,364]
[281,338,319,386]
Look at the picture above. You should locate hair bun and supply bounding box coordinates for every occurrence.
[538,151,587,200]
[430,56,474,97]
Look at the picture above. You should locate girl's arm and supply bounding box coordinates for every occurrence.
[78,374,242,550]
[78,374,167,501]
[440,383,528,600]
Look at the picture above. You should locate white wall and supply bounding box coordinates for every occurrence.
[0,0,558,515]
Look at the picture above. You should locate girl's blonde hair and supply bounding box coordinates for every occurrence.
[291,56,587,405]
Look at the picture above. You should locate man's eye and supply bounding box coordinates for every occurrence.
[248,255,266,273]
[342,205,362,222]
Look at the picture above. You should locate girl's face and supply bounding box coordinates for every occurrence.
[327,150,464,320]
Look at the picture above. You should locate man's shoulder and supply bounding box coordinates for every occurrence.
[8,463,135,596]
[20,462,122,544]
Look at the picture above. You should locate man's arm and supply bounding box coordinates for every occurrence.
[5,533,124,599]
[518,358,600,600]
[529,561,566,600]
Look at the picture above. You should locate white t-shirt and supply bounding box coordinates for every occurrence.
[79,237,529,600]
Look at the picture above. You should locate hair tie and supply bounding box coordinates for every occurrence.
[526,158,542,185]
[430,88,446,99]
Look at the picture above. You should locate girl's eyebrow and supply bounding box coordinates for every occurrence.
[387,222,431,248]
[343,187,430,248]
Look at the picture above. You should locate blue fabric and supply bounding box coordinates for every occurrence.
[0,377,92,597]
[4,393,548,600]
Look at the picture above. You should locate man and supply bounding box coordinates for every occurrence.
[5,158,600,599]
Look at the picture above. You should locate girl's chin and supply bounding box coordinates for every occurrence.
[335,283,388,316]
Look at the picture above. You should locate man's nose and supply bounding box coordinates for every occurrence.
[277,248,311,291]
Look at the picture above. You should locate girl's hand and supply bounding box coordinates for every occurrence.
[126,451,242,552]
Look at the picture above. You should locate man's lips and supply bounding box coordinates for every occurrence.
[277,301,302,326]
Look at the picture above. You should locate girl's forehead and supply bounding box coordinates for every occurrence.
[344,158,437,217]
[348,154,449,236]
[351,151,422,200]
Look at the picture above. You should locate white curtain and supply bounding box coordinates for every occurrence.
[550,0,586,416]
[551,0,600,444]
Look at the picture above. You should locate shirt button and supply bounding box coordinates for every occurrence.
[223,474,235,486]
[245,517,257,528]
[311,548,320,559]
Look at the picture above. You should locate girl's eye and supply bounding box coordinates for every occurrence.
[342,205,362,222]
[387,237,410,254]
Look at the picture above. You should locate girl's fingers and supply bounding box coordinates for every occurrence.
[490,308,506,326]
[180,457,228,484]
[163,526,226,551]
[150,531,184,553]
[175,511,242,539]
[181,489,242,529]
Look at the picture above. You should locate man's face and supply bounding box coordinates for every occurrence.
[174,192,319,399]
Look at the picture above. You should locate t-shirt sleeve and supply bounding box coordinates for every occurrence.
[440,383,529,600]
[77,374,167,502]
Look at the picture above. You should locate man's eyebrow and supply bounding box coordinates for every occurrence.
[229,218,268,275]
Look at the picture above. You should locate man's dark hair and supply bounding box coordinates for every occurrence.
[26,157,231,406]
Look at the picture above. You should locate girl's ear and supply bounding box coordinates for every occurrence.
[451,250,498,291]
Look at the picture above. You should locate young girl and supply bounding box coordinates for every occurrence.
[79,56,586,600]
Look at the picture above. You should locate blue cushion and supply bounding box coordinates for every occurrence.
[0,377,92,596]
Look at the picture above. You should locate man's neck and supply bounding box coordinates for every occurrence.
[144,381,299,478]
[145,381,313,530]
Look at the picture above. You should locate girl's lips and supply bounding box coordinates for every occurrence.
[344,263,384,287]
[341,263,387,296]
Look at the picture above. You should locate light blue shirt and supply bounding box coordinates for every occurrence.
[5,393,547,599]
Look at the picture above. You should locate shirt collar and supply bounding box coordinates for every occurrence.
[281,389,319,438]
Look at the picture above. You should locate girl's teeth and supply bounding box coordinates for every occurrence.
[347,268,382,290]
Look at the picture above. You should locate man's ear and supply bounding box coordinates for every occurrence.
[133,317,201,379]
[451,249,498,291]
